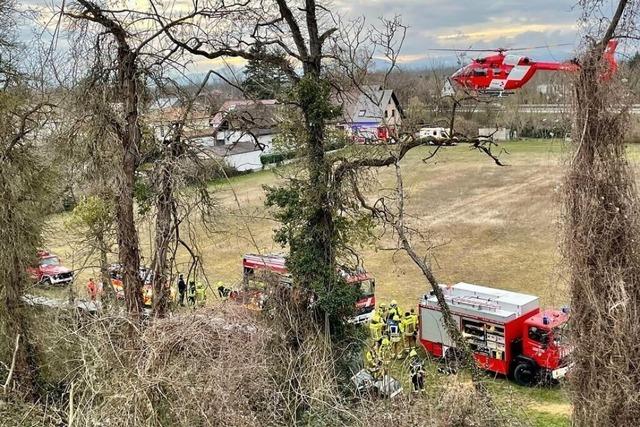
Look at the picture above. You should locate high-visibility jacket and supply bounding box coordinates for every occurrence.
[142,286,153,307]
[87,280,98,299]
[388,305,402,321]
[411,313,419,332]
[402,315,417,336]
[369,318,384,341]
[195,281,206,303]
[380,337,392,361]
[365,349,380,369]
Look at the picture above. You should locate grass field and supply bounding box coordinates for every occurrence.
[42,138,640,425]
[45,139,575,308]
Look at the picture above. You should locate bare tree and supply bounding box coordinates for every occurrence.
[61,0,185,320]
[563,0,640,424]
[0,3,55,394]
[350,156,498,402]
[147,73,218,316]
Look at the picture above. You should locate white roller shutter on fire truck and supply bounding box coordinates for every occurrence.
[420,306,460,348]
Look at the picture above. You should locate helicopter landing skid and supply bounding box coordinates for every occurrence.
[478,89,514,98]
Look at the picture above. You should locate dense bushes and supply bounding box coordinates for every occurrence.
[261,138,346,166]
[260,151,297,165]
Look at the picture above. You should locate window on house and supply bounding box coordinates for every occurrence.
[358,109,366,117]
[384,110,388,118]
[391,110,395,117]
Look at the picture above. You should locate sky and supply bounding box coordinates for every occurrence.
[19,0,626,75]
[332,0,584,67]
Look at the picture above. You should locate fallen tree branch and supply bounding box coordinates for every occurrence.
[2,333,20,394]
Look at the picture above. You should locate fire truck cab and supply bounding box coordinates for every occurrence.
[419,283,570,386]
[236,253,376,324]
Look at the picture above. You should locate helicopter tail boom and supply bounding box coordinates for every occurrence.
[533,39,618,77]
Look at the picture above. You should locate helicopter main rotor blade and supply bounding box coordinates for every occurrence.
[426,48,500,52]
[426,43,574,53]
[500,43,574,52]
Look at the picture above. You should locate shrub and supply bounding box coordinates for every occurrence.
[260,151,296,165]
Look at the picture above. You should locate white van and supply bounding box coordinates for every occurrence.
[418,127,452,141]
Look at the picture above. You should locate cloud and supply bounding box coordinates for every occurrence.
[437,24,577,43]
[332,0,581,66]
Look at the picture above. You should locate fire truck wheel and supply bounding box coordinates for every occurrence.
[513,362,538,387]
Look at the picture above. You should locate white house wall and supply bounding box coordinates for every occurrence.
[223,134,275,172]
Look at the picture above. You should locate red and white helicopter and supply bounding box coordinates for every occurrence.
[436,40,618,97]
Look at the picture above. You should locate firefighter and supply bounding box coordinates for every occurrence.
[217,280,230,299]
[378,302,388,322]
[187,281,196,306]
[402,310,418,353]
[379,336,393,369]
[369,309,384,342]
[86,278,98,301]
[388,300,402,321]
[410,309,419,348]
[365,343,382,379]
[169,283,177,304]
[195,281,207,307]
[142,285,153,307]
[388,314,404,359]
[177,274,187,306]
[408,349,425,393]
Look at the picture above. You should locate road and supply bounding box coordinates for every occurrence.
[456,104,640,114]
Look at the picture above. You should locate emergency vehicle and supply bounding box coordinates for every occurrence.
[235,253,376,324]
[29,250,74,286]
[419,283,570,386]
[108,263,154,307]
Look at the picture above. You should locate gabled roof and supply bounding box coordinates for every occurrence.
[210,99,279,131]
[340,85,402,124]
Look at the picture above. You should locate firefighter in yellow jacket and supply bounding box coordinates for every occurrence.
[195,281,207,307]
[388,300,402,321]
[369,310,384,342]
[365,343,382,379]
[402,309,418,353]
[378,303,388,330]
[379,336,393,370]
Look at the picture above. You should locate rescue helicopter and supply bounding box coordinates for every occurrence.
[435,40,618,97]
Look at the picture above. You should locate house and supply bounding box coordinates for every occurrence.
[146,96,214,143]
[338,85,403,142]
[193,99,279,171]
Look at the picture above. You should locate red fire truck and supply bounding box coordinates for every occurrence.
[419,282,571,386]
[234,253,376,324]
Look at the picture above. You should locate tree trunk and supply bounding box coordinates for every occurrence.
[2,231,39,398]
[97,231,114,306]
[564,39,640,425]
[117,51,143,320]
[296,71,337,331]
[151,142,176,317]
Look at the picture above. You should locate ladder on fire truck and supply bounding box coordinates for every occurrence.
[444,294,500,312]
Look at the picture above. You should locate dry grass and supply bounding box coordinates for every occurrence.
[23,141,610,425]
[44,139,576,313]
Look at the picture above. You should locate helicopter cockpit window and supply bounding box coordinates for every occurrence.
[473,69,488,77]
